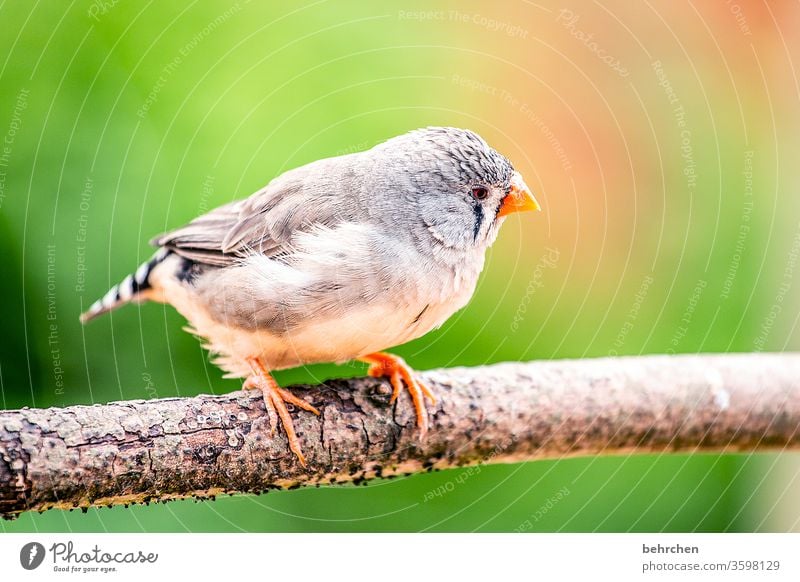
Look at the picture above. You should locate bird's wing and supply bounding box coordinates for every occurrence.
[151,160,353,267]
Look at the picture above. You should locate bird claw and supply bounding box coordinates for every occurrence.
[360,352,435,435]
[244,358,319,466]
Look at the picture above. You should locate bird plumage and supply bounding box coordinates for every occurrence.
[81,127,539,442]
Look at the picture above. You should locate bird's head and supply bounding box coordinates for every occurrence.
[372,126,540,251]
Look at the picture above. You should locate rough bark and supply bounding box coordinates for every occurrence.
[1,353,799,519]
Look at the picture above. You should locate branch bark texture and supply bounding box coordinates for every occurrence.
[1,353,799,519]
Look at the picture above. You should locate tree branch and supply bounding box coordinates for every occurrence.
[1,353,799,519]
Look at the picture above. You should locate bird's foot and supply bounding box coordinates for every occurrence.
[244,358,319,466]
[358,352,436,435]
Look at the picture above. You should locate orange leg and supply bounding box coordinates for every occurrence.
[358,352,436,435]
[244,358,319,466]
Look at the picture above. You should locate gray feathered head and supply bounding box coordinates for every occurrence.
[370,127,539,250]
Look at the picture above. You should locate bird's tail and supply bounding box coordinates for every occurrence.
[80,248,170,323]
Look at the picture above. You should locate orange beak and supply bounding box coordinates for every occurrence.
[498,172,541,217]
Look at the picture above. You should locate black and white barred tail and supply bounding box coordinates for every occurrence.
[79,248,170,323]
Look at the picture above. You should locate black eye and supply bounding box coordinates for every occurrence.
[471,187,488,200]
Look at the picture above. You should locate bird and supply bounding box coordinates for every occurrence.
[80,126,540,465]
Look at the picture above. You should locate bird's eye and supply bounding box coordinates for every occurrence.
[471,187,488,200]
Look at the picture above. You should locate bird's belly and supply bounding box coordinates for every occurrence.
[159,254,475,377]
[266,289,467,370]
[275,302,431,366]
[177,297,450,377]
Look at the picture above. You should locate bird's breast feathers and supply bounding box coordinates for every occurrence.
[152,222,482,376]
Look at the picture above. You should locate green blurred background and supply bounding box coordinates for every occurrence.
[1,0,799,532]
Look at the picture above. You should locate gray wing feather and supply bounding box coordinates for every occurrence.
[151,156,363,267]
